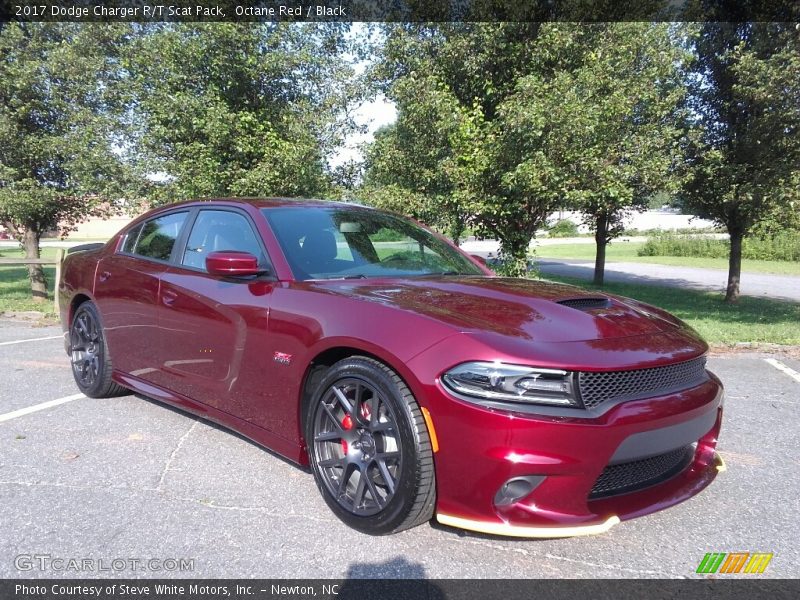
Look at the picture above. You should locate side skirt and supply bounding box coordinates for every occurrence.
[113,370,307,466]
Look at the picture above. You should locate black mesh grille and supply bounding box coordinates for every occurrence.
[578,357,708,409]
[556,297,611,311]
[589,445,695,499]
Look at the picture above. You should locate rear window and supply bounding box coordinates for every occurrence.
[132,212,188,261]
[121,223,143,253]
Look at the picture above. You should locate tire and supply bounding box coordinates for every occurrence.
[306,356,436,535]
[69,301,127,398]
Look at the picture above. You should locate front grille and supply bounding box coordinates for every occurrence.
[556,297,611,311]
[578,357,708,409]
[589,444,695,499]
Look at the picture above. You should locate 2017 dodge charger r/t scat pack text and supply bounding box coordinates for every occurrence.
[59,199,724,537]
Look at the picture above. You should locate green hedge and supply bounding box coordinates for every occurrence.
[638,231,800,262]
[547,219,580,237]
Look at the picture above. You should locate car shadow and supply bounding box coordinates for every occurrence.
[337,557,444,599]
[131,392,311,473]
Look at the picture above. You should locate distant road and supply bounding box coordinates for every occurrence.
[460,240,799,303]
[461,234,728,253]
[538,259,800,303]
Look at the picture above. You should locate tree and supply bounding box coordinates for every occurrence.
[361,72,479,244]
[0,24,131,301]
[124,23,360,203]
[684,23,800,302]
[366,24,556,274]
[366,24,688,278]
[496,23,688,285]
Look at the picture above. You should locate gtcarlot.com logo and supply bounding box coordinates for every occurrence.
[14,554,194,573]
[696,552,773,574]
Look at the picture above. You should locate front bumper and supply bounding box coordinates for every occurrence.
[437,452,726,538]
[420,374,724,538]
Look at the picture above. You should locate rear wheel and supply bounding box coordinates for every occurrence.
[306,356,436,535]
[69,301,127,398]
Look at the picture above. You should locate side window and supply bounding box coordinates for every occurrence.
[181,210,266,271]
[133,212,188,261]
[121,223,143,253]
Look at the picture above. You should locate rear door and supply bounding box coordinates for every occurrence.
[155,208,277,425]
[95,210,190,383]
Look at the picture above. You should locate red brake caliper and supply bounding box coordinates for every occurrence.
[341,414,353,453]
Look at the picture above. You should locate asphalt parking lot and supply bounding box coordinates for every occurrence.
[1,319,798,579]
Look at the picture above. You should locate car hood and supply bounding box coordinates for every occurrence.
[307,276,685,343]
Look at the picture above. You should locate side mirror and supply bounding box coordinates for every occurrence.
[206,251,264,277]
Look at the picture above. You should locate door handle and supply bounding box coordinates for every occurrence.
[99,271,111,282]
[162,290,178,307]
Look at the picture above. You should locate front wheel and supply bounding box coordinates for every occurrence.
[306,356,436,535]
[69,301,127,398]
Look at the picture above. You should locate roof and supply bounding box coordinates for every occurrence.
[170,197,372,210]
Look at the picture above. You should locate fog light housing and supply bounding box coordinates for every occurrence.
[494,476,545,506]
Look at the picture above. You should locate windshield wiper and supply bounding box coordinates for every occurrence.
[342,274,368,279]
[419,271,461,277]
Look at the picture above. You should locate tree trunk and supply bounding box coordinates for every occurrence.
[593,213,608,286]
[23,227,47,302]
[499,237,530,278]
[725,229,743,303]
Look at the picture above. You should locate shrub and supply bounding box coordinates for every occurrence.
[743,231,800,262]
[638,231,800,262]
[547,219,580,238]
[637,234,729,258]
[370,227,406,242]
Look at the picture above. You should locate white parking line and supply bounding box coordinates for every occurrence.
[0,393,84,423]
[0,335,63,347]
[764,358,800,384]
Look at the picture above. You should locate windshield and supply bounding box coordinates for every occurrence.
[263,206,483,281]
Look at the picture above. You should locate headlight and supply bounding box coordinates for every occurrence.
[441,361,581,407]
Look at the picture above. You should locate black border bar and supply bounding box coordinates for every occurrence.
[2,579,800,600]
[2,0,800,23]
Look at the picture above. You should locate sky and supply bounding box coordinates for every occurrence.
[330,94,397,168]
[329,23,397,168]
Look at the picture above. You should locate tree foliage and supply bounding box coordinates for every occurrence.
[684,23,800,302]
[362,66,479,244]
[365,24,688,278]
[365,24,553,274]
[0,23,131,300]
[4,21,798,309]
[499,23,689,284]
[125,23,360,204]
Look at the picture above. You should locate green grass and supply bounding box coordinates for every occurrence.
[540,273,800,345]
[534,242,800,276]
[0,247,61,259]
[0,247,59,315]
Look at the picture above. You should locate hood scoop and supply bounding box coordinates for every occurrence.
[556,297,612,312]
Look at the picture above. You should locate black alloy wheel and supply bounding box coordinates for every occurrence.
[307,356,436,535]
[69,302,127,398]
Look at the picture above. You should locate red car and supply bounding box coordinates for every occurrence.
[59,198,724,538]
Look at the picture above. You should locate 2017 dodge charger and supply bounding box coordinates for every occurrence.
[59,198,724,537]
